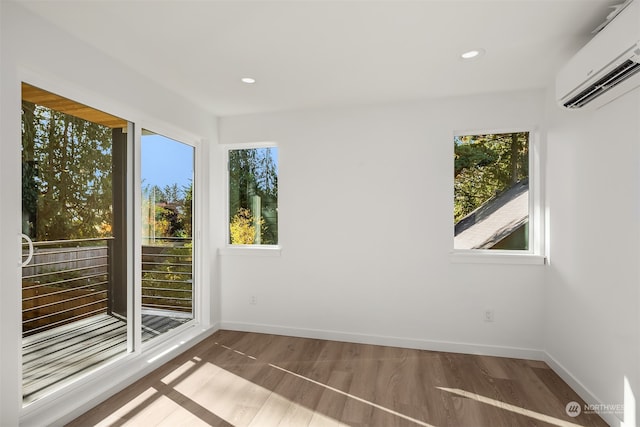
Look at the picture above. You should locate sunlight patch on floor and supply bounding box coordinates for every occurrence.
[90,387,160,427]
[438,387,584,427]
[104,352,348,426]
[172,360,348,426]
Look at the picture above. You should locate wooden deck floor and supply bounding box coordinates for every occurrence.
[23,313,189,404]
[67,330,608,427]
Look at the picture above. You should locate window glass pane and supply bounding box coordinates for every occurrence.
[228,147,279,245]
[21,83,130,404]
[141,130,194,342]
[453,132,529,250]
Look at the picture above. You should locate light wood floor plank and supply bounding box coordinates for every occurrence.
[308,370,352,427]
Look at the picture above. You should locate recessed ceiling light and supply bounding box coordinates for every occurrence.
[241,77,256,84]
[461,49,485,60]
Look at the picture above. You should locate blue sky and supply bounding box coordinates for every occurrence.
[141,134,194,190]
[141,137,279,193]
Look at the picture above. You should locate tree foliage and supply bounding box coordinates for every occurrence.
[229,208,265,244]
[454,132,528,223]
[22,101,194,242]
[229,148,278,244]
[142,182,193,240]
[22,101,113,240]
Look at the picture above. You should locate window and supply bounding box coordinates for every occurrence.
[453,131,531,251]
[228,146,278,245]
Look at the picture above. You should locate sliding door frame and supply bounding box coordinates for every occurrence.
[134,123,204,352]
[14,69,208,420]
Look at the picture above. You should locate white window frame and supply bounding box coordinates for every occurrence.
[221,141,281,257]
[450,128,546,265]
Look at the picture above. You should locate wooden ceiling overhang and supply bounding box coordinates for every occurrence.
[21,82,128,129]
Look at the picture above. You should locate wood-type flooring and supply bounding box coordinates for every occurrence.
[67,330,608,427]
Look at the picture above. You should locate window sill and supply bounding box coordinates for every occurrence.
[450,251,546,265]
[218,245,282,257]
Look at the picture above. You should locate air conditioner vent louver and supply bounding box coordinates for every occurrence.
[563,59,640,109]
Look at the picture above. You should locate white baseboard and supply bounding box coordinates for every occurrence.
[544,352,623,427]
[220,321,546,361]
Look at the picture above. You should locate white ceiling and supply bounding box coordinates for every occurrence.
[18,0,616,117]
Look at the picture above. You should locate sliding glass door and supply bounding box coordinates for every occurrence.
[21,83,131,404]
[19,84,198,406]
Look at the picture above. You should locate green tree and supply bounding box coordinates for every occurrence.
[454,132,528,223]
[182,181,193,238]
[142,183,192,239]
[163,183,181,204]
[229,148,278,244]
[22,101,113,241]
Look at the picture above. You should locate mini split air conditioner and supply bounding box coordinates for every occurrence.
[556,0,640,109]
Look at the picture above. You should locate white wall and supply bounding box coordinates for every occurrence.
[545,89,640,427]
[0,2,220,425]
[218,90,546,357]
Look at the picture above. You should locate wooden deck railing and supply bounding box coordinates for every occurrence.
[141,237,193,315]
[22,238,111,336]
[22,236,193,336]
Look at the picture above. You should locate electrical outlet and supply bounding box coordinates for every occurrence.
[250,296,257,305]
[483,309,494,322]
